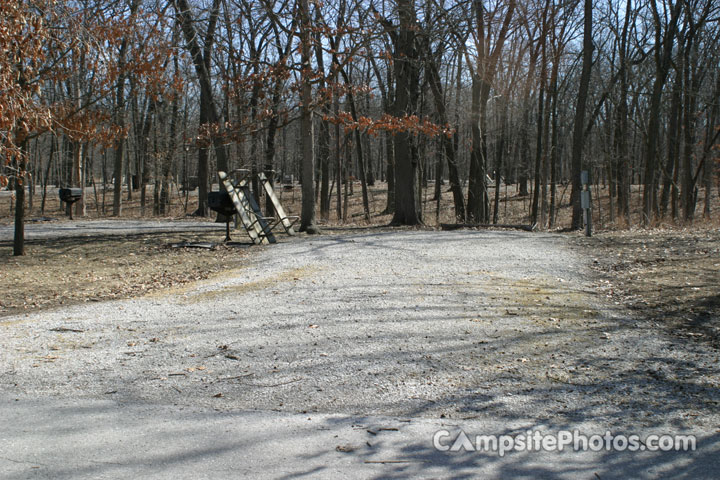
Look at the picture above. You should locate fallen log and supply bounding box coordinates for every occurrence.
[440,223,537,232]
[169,241,217,249]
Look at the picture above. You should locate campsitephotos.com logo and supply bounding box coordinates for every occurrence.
[433,429,697,457]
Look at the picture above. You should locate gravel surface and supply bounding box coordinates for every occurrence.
[2,230,718,431]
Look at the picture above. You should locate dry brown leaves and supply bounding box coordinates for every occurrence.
[578,228,720,349]
[1,232,248,317]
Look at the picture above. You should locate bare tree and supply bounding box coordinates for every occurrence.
[389,0,423,225]
[466,0,515,224]
[642,0,683,224]
[298,0,320,233]
[570,0,594,230]
[174,0,229,216]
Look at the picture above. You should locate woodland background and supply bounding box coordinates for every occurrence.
[2,0,720,256]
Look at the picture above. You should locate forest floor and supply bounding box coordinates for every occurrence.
[0,229,248,316]
[576,229,720,351]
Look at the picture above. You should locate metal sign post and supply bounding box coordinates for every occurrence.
[581,170,592,237]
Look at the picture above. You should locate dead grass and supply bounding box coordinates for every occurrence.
[0,231,249,317]
[577,228,720,349]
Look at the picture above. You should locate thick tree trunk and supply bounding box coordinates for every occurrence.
[467,75,490,223]
[298,0,319,233]
[569,0,593,230]
[390,0,421,226]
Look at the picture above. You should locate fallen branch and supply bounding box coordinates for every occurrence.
[215,373,254,382]
[49,327,84,333]
[169,241,217,249]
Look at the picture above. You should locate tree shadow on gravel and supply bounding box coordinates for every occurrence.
[187,289,718,432]
[3,396,716,480]
[302,229,544,254]
[0,399,280,480]
[343,430,720,480]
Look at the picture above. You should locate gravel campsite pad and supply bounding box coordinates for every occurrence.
[2,229,718,432]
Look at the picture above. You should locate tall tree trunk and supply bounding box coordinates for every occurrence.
[681,40,698,222]
[40,135,56,215]
[298,0,319,233]
[368,52,395,215]
[569,0,593,230]
[531,33,548,226]
[334,97,343,220]
[493,97,507,225]
[139,98,156,216]
[339,67,370,220]
[384,130,395,214]
[161,57,181,216]
[317,115,331,220]
[110,0,140,216]
[112,66,127,217]
[467,0,514,223]
[423,42,464,220]
[703,72,720,219]
[174,0,228,218]
[615,0,632,223]
[547,40,561,228]
[643,0,683,224]
[548,72,559,228]
[516,46,539,199]
[390,0,422,226]
[72,141,84,218]
[660,71,682,217]
[13,154,27,256]
[467,74,489,222]
[314,5,339,221]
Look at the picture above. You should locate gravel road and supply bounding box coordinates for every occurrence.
[2,229,718,478]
